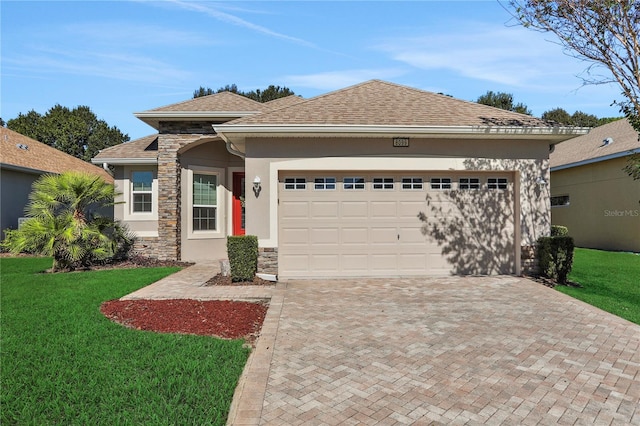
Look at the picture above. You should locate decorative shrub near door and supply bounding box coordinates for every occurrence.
[537,234,575,284]
[227,235,258,282]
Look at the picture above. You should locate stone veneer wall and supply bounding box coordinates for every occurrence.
[258,247,278,276]
[520,244,538,276]
[133,237,162,259]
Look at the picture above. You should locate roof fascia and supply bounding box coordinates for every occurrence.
[134,111,261,129]
[91,158,158,166]
[551,147,640,171]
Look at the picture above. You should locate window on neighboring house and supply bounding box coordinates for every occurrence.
[551,195,570,207]
[402,177,423,190]
[193,173,217,231]
[314,177,336,190]
[459,177,480,190]
[284,177,306,190]
[430,178,452,190]
[343,177,365,190]
[373,177,394,190]
[487,177,508,190]
[132,171,153,213]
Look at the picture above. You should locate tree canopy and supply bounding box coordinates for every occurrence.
[7,105,129,162]
[541,107,619,127]
[193,84,296,102]
[476,91,532,115]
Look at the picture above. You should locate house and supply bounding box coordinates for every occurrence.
[550,118,640,252]
[1,127,114,233]
[92,80,588,278]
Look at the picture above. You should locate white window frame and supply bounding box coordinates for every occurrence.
[284,177,306,190]
[459,177,480,190]
[551,195,570,207]
[123,166,158,222]
[187,167,224,239]
[131,171,154,213]
[487,177,508,190]
[314,177,336,190]
[373,177,394,190]
[401,177,423,190]
[430,177,452,190]
[343,177,365,190]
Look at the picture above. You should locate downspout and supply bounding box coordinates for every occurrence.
[214,126,245,159]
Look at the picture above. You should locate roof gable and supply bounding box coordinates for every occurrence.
[0,127,113,182]
[148,91,266,113]
[550,119,640,169]
[227,80,550,127]
[93,134,158,162]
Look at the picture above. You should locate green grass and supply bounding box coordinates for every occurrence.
[1,257,250,425]
[555,248,640,325]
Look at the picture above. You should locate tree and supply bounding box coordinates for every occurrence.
[542,107,572,124]
[542,107,621,126]
[1,172,133,272]
[0,117,5,127]
[7,105,129,162]
[505,0,640,177]
[476,90,532,115]
[193,84,296,102]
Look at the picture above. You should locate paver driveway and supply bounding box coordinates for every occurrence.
[233,276,639,425]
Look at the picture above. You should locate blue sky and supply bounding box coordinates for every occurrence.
[2,1,624,141]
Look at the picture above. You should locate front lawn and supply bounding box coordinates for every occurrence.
[555,248,640,325]
[0,257,250,425]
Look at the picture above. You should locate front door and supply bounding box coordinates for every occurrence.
[232,172,246,235]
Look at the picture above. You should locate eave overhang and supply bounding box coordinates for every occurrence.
[134,111,261,129]
[91,157,158,166]
[551,147,640,172]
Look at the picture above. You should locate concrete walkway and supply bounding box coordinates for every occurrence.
[122,266,640,425]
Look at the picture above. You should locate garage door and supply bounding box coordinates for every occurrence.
[278,171,515,278]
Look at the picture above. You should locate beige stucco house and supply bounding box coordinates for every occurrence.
[550,118,640,252]
[93,80,587,278]
[1,127,114,233]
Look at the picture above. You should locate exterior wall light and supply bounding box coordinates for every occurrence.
[253,176,262,197]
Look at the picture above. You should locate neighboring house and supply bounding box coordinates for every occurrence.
[0,127,114,233]
[93,80,587,278]
[550,119,640,252]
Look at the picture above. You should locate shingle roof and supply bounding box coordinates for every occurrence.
[550,119,640,169]
[226,80,551,127]
[263,95,306,110]
[148,91,266,112]
[1,127,113,182]
[93,134,158,160]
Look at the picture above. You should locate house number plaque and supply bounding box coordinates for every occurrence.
[393,137,409,147]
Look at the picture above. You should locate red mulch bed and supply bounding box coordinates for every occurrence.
[100,299,268,345]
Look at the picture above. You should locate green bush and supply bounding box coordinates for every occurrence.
[537,236,575,284]
[551,225,569,236]
[227,235,258,282]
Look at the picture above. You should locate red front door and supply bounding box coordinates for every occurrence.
[232,172,246,235]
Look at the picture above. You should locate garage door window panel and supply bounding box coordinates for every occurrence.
[459,177,480,190]
[344,177,365,190]
[284,177,306,190]
[402,177,423,190]
[314,177,336,190]
[373,177,394,190]
[488,178,508,190]
[430,178,452,190]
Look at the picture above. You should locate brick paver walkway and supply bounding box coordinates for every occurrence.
[235,276,640,425]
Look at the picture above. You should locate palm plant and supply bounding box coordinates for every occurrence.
[2,172,133,271]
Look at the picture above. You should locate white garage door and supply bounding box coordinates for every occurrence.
[278,172,515,278]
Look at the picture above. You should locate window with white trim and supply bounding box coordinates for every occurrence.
[343,177,365,190]
[132,171,153,213]
[193,173,217,231]
[373,177,394,190]
[402,177,423,190]
[284,177,306,190]
[487,177,508,190]
[430,178,452,190]
[314,177,336,190]
[551,195,570,207]
[459,177,480,190]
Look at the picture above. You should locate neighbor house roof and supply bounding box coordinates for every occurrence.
[1,127,113,182]
[550,119,640,171]
[92,134,158,164]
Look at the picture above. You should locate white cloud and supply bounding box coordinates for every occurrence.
[284,69,408,91]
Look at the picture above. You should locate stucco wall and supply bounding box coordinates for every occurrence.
[113,165,159,238]
[551,156,640,252]
[0,168,39,233]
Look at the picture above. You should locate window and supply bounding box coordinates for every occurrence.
[459,177,480,190]
[430,178,452,190]
[402,177,423,190]
[284,177,306,190]
[344,177,365,190]
[193,173,217,231]
[132,171,153,213]
[314,177,336,190]
[551,195,570,207]
[487,177,508,190]
[373,177,394,190]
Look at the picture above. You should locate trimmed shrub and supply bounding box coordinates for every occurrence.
[551,225,569,237]
[537,236,575,284]
[227,235,258,282]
